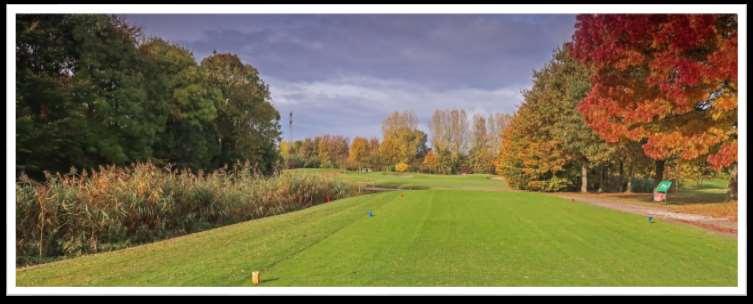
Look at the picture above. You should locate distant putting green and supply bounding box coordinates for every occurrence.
[16,173,736,286]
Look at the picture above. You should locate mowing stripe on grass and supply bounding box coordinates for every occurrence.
[16,192,396,286]
[17,189,736,286]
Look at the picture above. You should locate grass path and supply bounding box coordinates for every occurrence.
[17,187,737,286]
[264,190,735,286]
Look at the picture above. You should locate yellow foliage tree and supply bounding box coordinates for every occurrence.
[348,137,369,171]
[422,150,439,173]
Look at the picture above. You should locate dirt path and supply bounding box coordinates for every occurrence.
[550,192,737,237]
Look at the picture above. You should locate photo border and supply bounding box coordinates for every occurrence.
[6,3,747,296]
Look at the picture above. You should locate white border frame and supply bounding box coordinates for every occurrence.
[6,4,747,296]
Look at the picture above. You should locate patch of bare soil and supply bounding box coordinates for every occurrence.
[550,192,737,237]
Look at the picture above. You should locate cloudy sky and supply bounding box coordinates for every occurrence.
[123,14,576,141]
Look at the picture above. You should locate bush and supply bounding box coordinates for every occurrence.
[395,162,410,173]
[15,162,361,266]
[526,176,572,192]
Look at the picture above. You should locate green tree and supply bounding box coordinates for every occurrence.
[16,15,163,178]
[496,46,617,191]
[201,52,281,174]
[139,39,222,170]
[544,47,616,192]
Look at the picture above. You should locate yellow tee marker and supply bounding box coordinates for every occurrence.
[251,271,261,286]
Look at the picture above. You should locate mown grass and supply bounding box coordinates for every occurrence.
[289,168,510,192]
[17,173,736,286]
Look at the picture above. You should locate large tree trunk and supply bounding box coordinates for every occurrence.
[598,165,605,193]
[654,159,665,186]
[728,164,738,201]
[581,163,588,193]
[618,161,624,192]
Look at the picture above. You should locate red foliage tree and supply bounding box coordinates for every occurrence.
[570,15,738,180]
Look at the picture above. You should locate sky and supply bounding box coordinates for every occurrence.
[123,14,577,141]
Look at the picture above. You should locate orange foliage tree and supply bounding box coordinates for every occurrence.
[571,14,738,196]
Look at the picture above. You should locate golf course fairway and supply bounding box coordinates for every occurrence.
[16,174,737,287]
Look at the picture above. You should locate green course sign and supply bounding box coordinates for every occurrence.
[655,180,672,193]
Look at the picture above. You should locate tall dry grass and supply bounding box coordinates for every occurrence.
[16,162,359,266]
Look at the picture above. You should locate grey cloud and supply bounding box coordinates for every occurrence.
[269,75,523,140]
[122,14,575,140]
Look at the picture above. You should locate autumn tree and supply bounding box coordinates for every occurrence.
[447,109,469,155]
[468,114,496,173]
[429,110,449,153]
[297,138,320,168]
[429,109,470,174]
[279,140,306,169]
[421,149,440,173]
[677,158,716,187]
[348,137,370,171]
[316,135,349,168]
[571,14,738,197]
[487,113,512,156]
[543,47,618,192]
[496,47,617,191]
[380,111,427,170]
[496,104,569,190]
[365,137,383,170]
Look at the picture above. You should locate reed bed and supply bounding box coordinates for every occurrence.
[16,162,359,266]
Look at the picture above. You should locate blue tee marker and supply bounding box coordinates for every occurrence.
[647,214,655,224]
[368,210,374,218]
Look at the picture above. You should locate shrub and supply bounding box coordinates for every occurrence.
[15,162,361,266]
[526,176,572,192]
[395,162,410,173]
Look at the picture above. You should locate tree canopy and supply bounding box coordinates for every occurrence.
[571,14,737,171]
[16,15,281,178]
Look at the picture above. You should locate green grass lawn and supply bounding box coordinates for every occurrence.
[290,168,511,192]
[16,173,736,286]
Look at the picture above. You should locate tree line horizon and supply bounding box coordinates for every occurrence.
[16,14,738,197]
[282,15,738,198]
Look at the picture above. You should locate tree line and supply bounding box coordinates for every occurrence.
[281,110,511,174]
[16,14,738,198]
[16,15,282,179]
[283,14,738,198]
